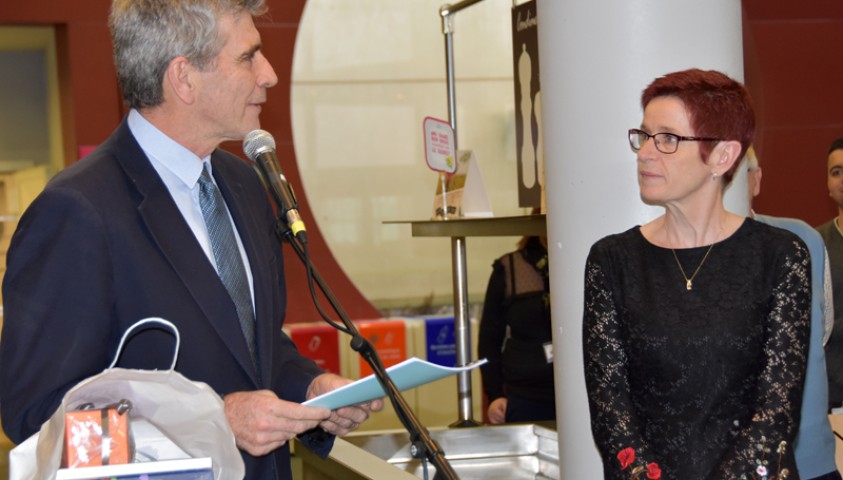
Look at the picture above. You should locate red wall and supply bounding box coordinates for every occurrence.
[0,1,841,322]
[743,1,843,225]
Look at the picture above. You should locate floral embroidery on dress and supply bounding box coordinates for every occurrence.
[618,447,635,470]
[645,463,662,479]
[617,447,661,479]
[739,438,790,479]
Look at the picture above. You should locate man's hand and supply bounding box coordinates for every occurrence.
[224,390,331,456]
[306,373,385,436]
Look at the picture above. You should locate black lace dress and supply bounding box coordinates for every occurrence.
[583,219,810,480]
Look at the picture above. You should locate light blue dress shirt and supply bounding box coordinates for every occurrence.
[126,109,255,305]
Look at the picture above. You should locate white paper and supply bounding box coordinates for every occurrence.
[304,357,487,410]
[131,419,191,462]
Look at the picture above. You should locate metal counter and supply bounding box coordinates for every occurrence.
[295,423,559,480]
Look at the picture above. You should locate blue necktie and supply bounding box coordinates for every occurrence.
[198,165,257,368]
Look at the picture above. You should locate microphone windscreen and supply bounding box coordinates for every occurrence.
[243,129,276,162]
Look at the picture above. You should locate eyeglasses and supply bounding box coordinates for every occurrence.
[628,128,721,154]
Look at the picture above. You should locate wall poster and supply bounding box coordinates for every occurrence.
[512,1,544,209]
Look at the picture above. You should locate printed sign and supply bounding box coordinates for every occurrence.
[423,116,457,174]
[512,1,544,208]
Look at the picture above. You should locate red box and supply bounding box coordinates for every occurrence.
[289,323,341,374]
[356,319,407,377]
[64,407,130,468]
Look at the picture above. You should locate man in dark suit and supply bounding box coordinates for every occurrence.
[0,0,381,478]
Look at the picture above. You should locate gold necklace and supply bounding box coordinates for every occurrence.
[671,243,716,291]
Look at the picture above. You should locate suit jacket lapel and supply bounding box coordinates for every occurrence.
[110,121,261,386]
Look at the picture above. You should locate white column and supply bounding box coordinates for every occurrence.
[536,0,746,476]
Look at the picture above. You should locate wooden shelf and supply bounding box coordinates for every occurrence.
[384,214,546,238]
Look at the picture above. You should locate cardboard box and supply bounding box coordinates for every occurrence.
[64,406,130,468]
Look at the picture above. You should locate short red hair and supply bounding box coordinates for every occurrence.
[641,69,755,184]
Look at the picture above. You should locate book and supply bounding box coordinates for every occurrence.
[303,356,487,410]
[55,457,213,480]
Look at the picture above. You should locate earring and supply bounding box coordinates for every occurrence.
[711,172,719,180]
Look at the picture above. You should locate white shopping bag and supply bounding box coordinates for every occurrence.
[9,317,245,480]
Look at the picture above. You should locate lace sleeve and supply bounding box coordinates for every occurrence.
[583,248,660,480]
[716,239,811,479]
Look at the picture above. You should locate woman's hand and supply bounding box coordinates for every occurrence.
[487,397,507,424]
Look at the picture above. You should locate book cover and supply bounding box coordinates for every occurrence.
[55,457,213,480]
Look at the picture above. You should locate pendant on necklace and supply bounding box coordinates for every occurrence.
[672,241,716,292]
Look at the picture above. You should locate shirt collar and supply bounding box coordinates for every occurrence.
[127,109,209,188]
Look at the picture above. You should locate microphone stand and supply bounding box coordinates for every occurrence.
[274,220,460,480]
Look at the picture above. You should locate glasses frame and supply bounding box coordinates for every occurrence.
[628,128,721,154]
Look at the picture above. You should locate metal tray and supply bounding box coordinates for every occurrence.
[342,423,559,479]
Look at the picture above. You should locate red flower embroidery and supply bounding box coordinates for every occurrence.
[618,447,635,470]
[646,462,661,479]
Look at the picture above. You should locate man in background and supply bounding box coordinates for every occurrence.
[748,147,841,480]
[0,1,381,478]
[817,137,843,412]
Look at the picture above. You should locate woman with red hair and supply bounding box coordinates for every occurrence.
[583,69,810,479]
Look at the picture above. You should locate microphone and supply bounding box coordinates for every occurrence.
[243,129,307,243]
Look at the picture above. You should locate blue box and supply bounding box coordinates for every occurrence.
[423,316,456,367]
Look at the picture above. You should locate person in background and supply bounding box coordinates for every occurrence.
[584,69,810,479]
[0,1,381,478]
[478,208,555,424]
[817,136,843,410]
[747,146,841,480]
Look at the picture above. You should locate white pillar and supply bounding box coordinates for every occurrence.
[536,0,746,476]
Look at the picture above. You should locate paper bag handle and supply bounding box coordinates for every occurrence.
[108,317,181,371]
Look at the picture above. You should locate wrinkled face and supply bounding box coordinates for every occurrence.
[192,12,278,144]
[828,149,843,209]
[636,96,712,207]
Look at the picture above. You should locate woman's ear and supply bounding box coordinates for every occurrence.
[711,140,743,176]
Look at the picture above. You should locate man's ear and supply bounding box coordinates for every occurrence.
[164,56,196,105]
[750,167,763,197]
